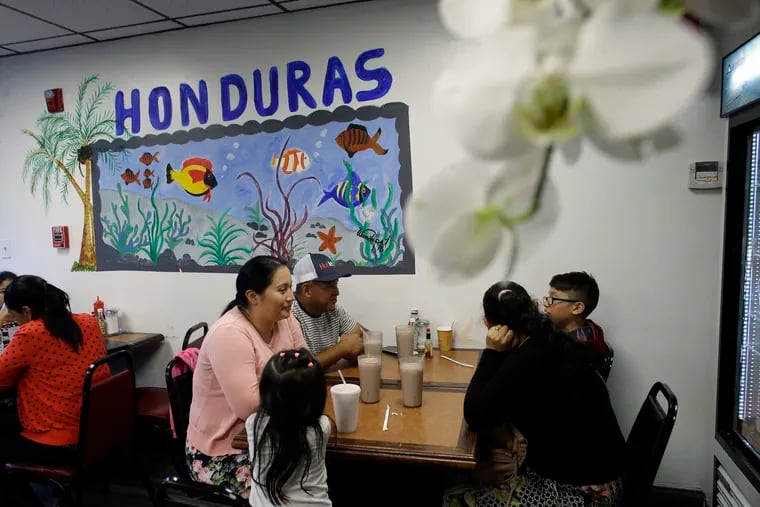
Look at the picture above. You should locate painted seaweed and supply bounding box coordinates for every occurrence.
[237,138,321,261]
[101,183,144,255]
[344,161,404,266]
[197,209,249,266]
[136,178,191,263]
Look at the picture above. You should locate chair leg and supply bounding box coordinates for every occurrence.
[133,450,156,507]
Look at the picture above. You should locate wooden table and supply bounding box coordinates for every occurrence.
[233,388,476,469]
[105,332,164,352]
[325,349,481,391]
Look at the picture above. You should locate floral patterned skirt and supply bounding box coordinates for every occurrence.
[185,440,251,499]
[443,469,622,507]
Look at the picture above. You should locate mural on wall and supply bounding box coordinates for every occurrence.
[90,102,414,274]
[22,75,124,271]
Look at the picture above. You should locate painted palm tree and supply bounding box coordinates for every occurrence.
[22,75,124,271]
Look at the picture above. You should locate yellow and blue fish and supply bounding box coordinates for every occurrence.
[318,171,370,208]
[166,157,218,202]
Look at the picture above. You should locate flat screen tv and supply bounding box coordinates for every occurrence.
[722,30,760,117]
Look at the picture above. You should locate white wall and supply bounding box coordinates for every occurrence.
[0,0,726,496]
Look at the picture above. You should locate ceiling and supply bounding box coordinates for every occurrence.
[0,0,373,58]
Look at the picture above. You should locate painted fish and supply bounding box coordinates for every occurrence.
[120,168,141,185]
[143,169,155,178]
[143,177,153,189]
[318,171,371,208]
[335,124,388,158]
[166,157,218,202]
[139,152,159,165]
[271,148,310,174]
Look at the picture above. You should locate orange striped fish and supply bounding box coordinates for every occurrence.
[120,168,141,185]
[271,148,311,174]
[335,123,388,158]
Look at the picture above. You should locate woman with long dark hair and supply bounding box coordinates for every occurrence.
[445,281,625,507]
[186,256,308,498]
[247,348,331,506]
[0,275,109,466]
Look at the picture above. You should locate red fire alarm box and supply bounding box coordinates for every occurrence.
[44,88,64,113]
[52,226,69,249]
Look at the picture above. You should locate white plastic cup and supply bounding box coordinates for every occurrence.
[330,383,361,433]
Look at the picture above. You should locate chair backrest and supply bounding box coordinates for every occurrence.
[78,350,137,472]
[623,381,678,507]
[165,357,194,444]
[156,477,248,506]
[181,322,208,351]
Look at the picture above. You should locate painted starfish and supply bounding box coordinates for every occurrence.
[317,226,342,254]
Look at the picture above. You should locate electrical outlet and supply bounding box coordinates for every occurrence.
[0,240,11,259]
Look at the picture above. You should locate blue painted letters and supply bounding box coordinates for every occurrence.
[253,67,279,117]
[114,89,140,136]
[114,48,393,134]
[220,74,248,122]
[287,60,317,112]
[323,56,352,107]
[180,81,209,127]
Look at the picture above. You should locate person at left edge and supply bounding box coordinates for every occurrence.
[0,275,109,503]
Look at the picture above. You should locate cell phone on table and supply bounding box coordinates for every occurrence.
[382,346,398,356]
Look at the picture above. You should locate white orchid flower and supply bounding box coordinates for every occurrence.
[405,150,547,279]
[433,0,713,159]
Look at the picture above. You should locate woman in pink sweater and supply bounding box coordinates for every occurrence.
[185,255,307,498]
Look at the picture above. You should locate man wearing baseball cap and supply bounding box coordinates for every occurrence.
[291,253,363,369]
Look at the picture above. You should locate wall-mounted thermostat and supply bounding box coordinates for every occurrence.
[689,161,723,190]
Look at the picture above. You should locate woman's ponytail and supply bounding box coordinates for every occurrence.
[41,283,83,352]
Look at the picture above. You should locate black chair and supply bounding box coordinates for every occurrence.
[181,322,208,351]
[136,321,208,436]
[623,382,678,507]
[601,344,614,381]
[5,350,155,506]
[157,477,248,506]
[163,360,246,504]
[165,356,194,478]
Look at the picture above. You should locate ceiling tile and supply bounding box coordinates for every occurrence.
[280,0,363,10]
[86,20,183,41]
[0,0,165,33]
[137,0,274,18]
[177,4,282,26]
[0,6,71,45]
[4,34,91,53]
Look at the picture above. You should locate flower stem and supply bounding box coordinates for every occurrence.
[497,146,554,228]
[499,145,553,278]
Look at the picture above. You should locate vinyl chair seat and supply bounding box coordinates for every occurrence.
[137,386,171,425]
[4,462,76,481]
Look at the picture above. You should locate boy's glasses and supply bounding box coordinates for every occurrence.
[543,296,580,306]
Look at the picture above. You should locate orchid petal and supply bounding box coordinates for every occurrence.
[486,148,547,219]
[569,0,713,139]
[405,161,509,279]
[432,29,536,159]
[404,162,490,259]
[439,0,509,40]
[429,212,505,279]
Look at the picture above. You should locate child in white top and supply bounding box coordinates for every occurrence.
[246,348,332,506]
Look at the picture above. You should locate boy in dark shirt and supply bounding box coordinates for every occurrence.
[544,271,611,376]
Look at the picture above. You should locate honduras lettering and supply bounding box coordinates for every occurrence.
[114,48,393,135]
